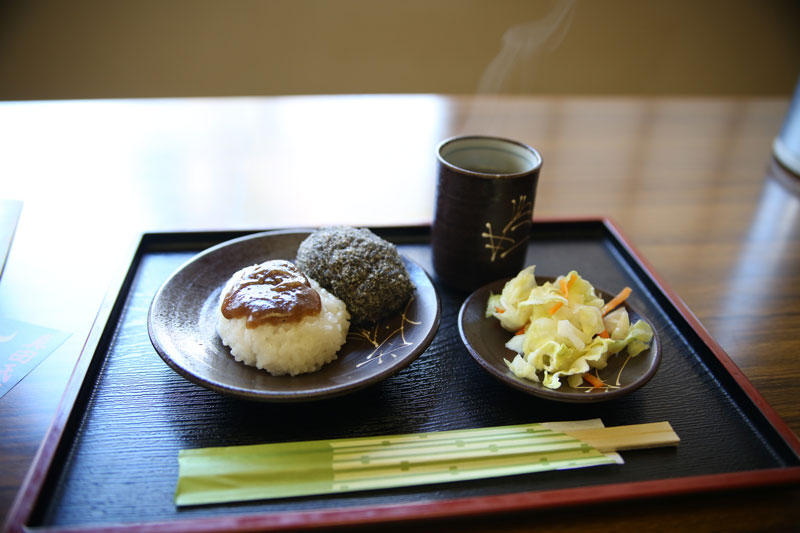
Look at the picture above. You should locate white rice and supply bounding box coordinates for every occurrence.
[216,270,350,376]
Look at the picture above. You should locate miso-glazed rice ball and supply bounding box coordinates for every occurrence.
[295,226,415,324]
[216,259,350,376]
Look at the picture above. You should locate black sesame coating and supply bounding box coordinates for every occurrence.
[295,227,415,324]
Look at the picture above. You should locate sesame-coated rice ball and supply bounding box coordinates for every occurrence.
[295,227,415,324]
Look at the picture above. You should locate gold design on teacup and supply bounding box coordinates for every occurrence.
[481,195,533,262]
[349,297,420,368]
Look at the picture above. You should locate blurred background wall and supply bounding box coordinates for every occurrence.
[1,0,798,101]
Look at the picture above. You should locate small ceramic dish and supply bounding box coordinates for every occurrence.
[458,277,660,403]
[148,229,440,402]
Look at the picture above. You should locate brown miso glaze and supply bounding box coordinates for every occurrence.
[221,260,321,328]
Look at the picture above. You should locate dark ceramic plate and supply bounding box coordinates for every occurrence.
[458,277,660,403]
[147,229,440,402]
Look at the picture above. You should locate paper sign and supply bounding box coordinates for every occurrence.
[0,317,70,399]
[0,199,22,279]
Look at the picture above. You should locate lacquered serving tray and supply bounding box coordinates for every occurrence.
[7,219,800,532]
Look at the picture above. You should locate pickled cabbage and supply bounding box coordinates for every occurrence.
[486,267,654,389]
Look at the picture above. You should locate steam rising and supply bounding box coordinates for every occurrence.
[477,0,576,94]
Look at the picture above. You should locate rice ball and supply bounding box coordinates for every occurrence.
[216,260,350,376]
[295,227,415,324]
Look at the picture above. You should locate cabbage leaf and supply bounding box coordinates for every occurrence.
[492,267,654,389]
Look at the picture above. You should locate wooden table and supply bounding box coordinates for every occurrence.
[1,95,799,531]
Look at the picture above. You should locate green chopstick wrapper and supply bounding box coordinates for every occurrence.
[175,421,622,506]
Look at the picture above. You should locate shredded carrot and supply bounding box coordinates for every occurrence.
[515,324,527,336]
[598,329,610,338]
[601,286,632,316]
[559,273,577,297]
[495,306,505,314]
[550,273,576,316]
[583,373,605,389]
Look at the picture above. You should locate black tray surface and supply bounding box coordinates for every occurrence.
[28,222,800,528]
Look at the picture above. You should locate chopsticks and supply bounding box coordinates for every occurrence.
[547,421,680,452]
[175,419,679,506]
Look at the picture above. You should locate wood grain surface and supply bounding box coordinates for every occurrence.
[1,95,799,531]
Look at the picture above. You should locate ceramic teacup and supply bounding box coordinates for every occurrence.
[431,135,542,291]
